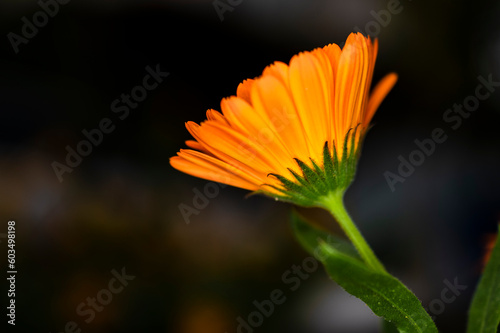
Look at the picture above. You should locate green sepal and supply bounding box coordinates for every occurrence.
[467,226,500,333]
[269,173,306,194]
[291,211,439,333]
[257,128,362,207]
[294,158,324,188]
[287,168,320,195]
[323,141,336,185]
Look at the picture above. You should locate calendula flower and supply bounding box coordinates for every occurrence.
[171,32,397,207]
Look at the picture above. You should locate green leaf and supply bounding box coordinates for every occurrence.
[467,228,500,333]
[291,211,438,333]
[383,320,401,333]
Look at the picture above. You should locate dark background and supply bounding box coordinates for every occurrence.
[0,0,499,332]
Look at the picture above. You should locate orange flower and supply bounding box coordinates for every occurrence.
[171,33,397,204]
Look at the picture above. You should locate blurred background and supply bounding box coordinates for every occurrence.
[0,0,499,332]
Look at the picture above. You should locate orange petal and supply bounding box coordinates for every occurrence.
[185,140,211,155]
[171,150,260,191]
[221,96,293,166]
[361,37,377,121]
[250,75,311,169]
[323,43,342,79]
[262,61,289,86]
[236,79,255,104]
[334,33,371,150]
[206,109,229,125]
[289,50,333,162]
[187,121,288,177]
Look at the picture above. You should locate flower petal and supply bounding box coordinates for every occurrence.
[206,109,229,125]
[289,50,334,162]
[334,33,372,150]
[250,74,311,169]
[171,150,261,191]
[221,96,293,168]
[236,79,254,104]
[262,61,289,85]
[186,121,289,178]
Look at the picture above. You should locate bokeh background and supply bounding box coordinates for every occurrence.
[1,0,499,332]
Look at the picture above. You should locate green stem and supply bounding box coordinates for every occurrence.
[320,190,387,274]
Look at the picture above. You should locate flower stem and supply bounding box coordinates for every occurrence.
[320,191,387,274]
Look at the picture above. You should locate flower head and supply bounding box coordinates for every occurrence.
[170,33,397,207]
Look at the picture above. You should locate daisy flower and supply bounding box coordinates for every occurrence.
[171,32,397,207]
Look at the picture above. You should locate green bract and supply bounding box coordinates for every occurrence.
[260,126,362,207]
